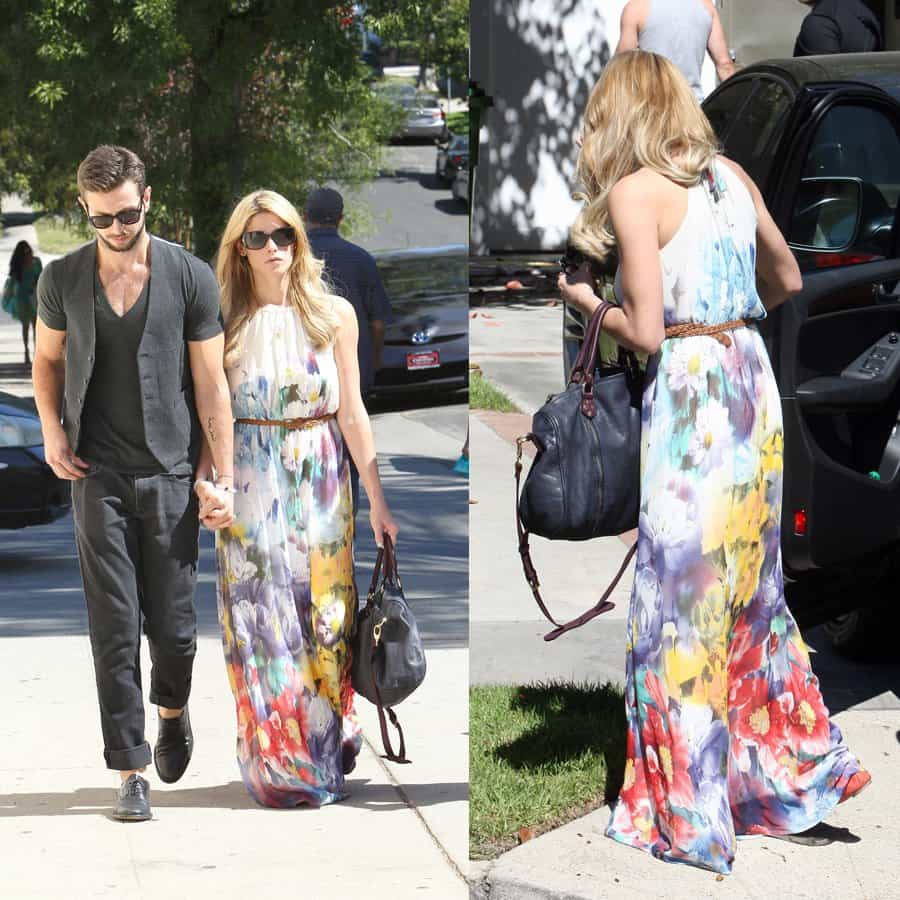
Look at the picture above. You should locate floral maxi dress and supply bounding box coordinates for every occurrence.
[216,304,361,808]
[606,160,868,873]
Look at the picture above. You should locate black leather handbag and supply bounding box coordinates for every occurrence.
[351,535,426,763]
[515,301,642,640]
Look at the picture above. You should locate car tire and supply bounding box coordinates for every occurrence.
[823,605,897,661]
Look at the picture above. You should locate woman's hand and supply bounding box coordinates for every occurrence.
[557,262,601,318]
[370,501,399,549]
[194,479,235,530]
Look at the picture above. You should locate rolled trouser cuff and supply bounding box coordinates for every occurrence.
[105,741,152,771]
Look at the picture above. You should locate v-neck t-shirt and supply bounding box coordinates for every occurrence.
[77,270,170,474]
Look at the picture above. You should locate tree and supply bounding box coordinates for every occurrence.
[364,0,469,88]
[2,1,398,257]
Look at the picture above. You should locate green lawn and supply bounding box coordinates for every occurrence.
[34,215,90,254]
[470,681,626,860]
[446,109,469,136]
[469,370,519,413]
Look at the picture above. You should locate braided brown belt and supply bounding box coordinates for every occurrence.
[664,317,755,348]
[235,412,337,429]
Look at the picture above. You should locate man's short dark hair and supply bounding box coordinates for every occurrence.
[77,145,146,197]
[304,187,344,225]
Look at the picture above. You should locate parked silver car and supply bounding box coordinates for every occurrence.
[398,94,448,141]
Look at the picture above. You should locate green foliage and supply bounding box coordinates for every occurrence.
[2,1,398,256]
[365,0,468,84]
[470,371,519,413]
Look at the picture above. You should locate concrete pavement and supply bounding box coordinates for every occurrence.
[0,207,469,898]
[469,300,900,900]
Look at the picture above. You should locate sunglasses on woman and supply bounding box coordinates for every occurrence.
[241,227,297,250]
[85,200,144,230]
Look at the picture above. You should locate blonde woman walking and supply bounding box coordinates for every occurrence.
[197,190,398,808]
[558,51,870,874]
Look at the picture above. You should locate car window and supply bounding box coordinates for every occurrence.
[790,103,900,269]
[720,79,791,188]
[703,79,755,145]
[378,255,467,301]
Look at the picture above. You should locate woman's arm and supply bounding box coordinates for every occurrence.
[719,157,803,310]
[558,174,666,354]
[332,298,398,546]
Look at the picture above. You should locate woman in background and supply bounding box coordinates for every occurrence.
[3,240,42,365]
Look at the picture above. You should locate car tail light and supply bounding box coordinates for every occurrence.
[440,109,446,120]
[812,251,880,268]
[793,509,807,536]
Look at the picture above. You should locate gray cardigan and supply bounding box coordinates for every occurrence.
[36,235,223,470]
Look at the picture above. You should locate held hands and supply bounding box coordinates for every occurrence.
[557,262,601,318]
[194,479,235,530]
[44,425,89,480]
[370,500,399,549]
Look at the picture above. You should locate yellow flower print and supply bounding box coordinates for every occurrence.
[749,706,770,736]
[797,700,816,735]
[623,758,636,791]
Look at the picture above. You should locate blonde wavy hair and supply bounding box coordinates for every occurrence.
[570,50,719,261]
[217,189,339,363]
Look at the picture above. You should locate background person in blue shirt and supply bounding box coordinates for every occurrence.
[304,187,391,513]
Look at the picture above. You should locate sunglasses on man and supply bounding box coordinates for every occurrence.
[84,199,144,230]
[241,227,297,250]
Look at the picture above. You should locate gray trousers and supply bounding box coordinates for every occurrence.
[72,466,200,770]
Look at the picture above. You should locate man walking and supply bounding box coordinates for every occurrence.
[616,0,735,100]
[32,145,234,821]
[304,187,391,512]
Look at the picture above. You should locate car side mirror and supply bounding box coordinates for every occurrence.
[789,176,863,251]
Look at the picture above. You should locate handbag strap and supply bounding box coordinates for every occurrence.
[570,300,613,384]
[514,435,634,640]
[372,675,411,764]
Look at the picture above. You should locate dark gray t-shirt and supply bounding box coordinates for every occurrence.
[78,271,174,474]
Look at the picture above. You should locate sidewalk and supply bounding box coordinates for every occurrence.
[0,213,469,898]
[469,301,900,900]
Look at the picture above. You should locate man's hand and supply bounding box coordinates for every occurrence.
[43,423,89,480]
[194,480,235,530]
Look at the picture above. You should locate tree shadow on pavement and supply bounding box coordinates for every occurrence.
[494,681,627,804]
[803,625,900,715]
[434,198,467,216]
[0,778,467,817]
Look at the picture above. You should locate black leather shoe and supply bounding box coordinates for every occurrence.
[154,705,194,784]
[113,774,151,822]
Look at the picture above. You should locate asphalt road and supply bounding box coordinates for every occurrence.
[345,143,468,252]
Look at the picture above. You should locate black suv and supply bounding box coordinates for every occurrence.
[563,52,900,657]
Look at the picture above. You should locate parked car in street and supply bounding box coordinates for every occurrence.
[372,245,468,395]
[396,93,448,141]
[435,134,469,185]
[0,392,70,528]
[563,51,900,657]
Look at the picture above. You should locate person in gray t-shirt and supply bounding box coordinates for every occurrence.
[616,0,735,100]
[32,144,234,824]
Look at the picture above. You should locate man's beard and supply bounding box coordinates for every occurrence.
[98,220,145,253]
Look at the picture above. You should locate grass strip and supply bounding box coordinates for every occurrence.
[470,370,519,413]
[469,680,626,860]
[446,110,470,136]
[34,215,90,254]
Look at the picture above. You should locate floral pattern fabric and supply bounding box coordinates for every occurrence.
[215,305,360,808]
[606,161,867,873]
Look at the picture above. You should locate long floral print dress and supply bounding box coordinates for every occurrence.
[605,160,869,873]
[215,304,361,808]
